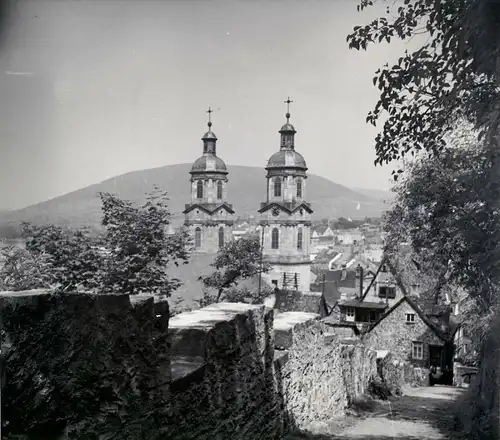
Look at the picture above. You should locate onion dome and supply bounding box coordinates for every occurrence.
[267,149,307,169]
[266,99,307,170]
[190,107,228,174]
[191,155,228,173]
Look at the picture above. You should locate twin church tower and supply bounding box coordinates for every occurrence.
[183,99,313,292]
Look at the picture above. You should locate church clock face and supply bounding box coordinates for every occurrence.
[272,206,280,217]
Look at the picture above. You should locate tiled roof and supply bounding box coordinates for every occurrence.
[314,225,328,235]
[339,300,387,310]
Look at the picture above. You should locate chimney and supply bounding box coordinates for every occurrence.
[355,264,364,297]
[341,264,347,281]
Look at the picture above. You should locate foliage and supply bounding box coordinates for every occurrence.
[22,223,104,292]
[198,235,272,304]
[2,187,191,299]
[383,125,500,312]
[0,245,55,291]
[97,189,191,297]
[347,0,500,167]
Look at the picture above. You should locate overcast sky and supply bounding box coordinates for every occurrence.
[0,0,423,210]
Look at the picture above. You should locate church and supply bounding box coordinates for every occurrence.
[182,108,235,253]
[184,100,313,292]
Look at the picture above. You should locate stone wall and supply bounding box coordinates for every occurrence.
[377,352,430,394]
[1,290,170,440]
[274,289,324,315]
[1,290,378,440]
[273,312,376,430]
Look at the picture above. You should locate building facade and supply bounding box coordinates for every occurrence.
[183,111,235,253]
[258,101,313,291]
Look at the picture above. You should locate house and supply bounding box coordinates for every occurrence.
[311,247,340,273]
[336,229,364,245]
[322,227,335,237]
[311,264,366,315]
[335,258,405,330]
[363,295,453,372]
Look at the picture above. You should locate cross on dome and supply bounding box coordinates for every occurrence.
[284,97,293,122]
[206,106,213,130]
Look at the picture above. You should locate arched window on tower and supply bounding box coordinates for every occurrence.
[273,177,282,197]
[217,180,223,199]
[297,227,303,250]
[271,228,279,249]
[195,227,202,248]
[297,178,302,198]
[218,226,224,248]
[196,180,203,199]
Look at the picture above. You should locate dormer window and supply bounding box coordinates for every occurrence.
[379,286,396,299]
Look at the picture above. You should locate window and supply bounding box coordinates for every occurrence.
[217,180,223,199]
[273,177,282,197]
[346,307,355,322]
[218,226,224,248]
[369,311,378,322]
[297,178,302,198]
[271,228,279,249]
[406,313,416,323]
[379,286,396,299]
[297,227,303,250]
[412,342,424,360]
[196,180,203,199]
[195,227,201,248]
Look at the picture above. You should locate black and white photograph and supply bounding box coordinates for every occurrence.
[0,0,499,439]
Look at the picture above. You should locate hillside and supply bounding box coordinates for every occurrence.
[0,164,389,232]
[353,188,395,202]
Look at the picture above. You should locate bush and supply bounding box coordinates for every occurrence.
[367,377,392,401]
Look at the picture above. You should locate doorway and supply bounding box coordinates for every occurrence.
[429,344,444,368]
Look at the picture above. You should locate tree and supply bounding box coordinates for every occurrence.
[22,223,104,292]
[198,235,272,305]
[347,0,500,167]
[97,189,191,297]
[348,1,500,340]
[0,245,55,291]
[2,187,191,298]
[384,125,499,312]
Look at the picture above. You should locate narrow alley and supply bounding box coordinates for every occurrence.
[288,386,465,440]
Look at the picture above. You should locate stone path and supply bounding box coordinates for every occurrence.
[287,386,465,440]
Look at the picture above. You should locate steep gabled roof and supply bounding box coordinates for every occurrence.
[360,255,409,301]
[314,225,329,235]
[365,295,449,342]
[183,202,235,215]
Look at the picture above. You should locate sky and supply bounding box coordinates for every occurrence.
[0,0,424,210]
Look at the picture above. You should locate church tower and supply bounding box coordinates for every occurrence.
[183,108,235,253]
[258,99,313,291]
